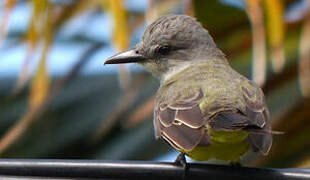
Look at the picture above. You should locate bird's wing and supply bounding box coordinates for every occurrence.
[208,81,272,155]
[241,81,272,155]
[154,89,210,151]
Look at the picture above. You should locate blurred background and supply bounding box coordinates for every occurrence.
[0,0,309,168]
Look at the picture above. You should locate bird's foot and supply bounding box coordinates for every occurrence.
[174,152,187,168]
[174,152,188,179]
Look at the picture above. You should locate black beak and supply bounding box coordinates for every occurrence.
[104,49,147,65]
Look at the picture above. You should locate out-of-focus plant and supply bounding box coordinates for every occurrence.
[0,0,53,153]
[245,0,267,86]
[263,0,286,73]
[0,0,309,169]
[102,0,131,89]
[0,0,15,45]
[298,1,310,98]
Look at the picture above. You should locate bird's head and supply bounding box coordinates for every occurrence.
[105,14,225,80]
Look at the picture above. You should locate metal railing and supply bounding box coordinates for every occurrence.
[0,159,310,179]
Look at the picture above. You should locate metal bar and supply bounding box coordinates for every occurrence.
[0,159,310,180]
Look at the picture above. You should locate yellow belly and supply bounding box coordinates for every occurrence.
[183,128,250,162]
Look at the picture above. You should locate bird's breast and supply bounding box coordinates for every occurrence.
[183,136,250,162]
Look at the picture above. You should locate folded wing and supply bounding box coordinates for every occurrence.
[154,89,210,151]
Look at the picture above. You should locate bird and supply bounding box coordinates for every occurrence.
[105,14,275,165]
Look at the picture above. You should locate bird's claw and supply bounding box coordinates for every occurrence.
[175,152,187,167]
[174,152,188,179]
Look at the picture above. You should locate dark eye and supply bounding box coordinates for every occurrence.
[157,45,172,56]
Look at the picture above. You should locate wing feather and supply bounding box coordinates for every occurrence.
[154,89,210,151]
[154,80,273,155]
[208,81,273,155]
[162,124,205,151]
[158,105,175,127]
[175,104,205,128]
[241,82,272,154]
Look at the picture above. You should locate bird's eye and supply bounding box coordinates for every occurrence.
[157,45,172,56]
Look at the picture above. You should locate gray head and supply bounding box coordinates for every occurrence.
[105,14,225,79]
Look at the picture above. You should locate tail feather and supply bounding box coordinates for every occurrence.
[247,133,272,155]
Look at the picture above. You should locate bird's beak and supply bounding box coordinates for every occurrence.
[104,49,147,65]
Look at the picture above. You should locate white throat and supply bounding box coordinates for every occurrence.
[161,62,192,83]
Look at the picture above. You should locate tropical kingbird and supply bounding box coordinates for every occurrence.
[105,14,275,165]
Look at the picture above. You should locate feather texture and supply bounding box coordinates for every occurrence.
[153,62,273,157]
